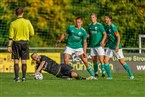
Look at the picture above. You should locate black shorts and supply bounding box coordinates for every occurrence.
[57,64,73,78]
[12,41,29,60]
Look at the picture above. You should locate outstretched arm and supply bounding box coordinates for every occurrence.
[55,33,67,47]
[35,61,45,73]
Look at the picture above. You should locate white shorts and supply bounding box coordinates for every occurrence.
[105,48,124,59]
[90,47,105,56]
[64,46,84,56]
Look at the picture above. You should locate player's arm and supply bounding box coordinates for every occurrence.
[8,23,14,53]
[114,32,120,52]
[55,33,67,47]
[35,61,45,73]
[100,25,107,48]
[83,40,87,58]
[100,32,107,48]
[87,34,90,38]
[104,36,108,46]
[87,27,90,38]
[8,39,13,53]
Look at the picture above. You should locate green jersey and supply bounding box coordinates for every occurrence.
[104,23,122,50]
[65,25,87,49]
[88,22,106,47]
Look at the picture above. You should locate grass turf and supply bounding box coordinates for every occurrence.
[0,72,145,97]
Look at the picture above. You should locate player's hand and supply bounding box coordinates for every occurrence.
[8,47,12,53]
[54,40,61,47]
[100,41,105,48]
[35,72,40,75]
[83,52,87,58]
[115,46,119,52]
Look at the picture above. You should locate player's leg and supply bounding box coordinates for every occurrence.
[64,54,71,64]
[12,41,20,82]
[71,71,85,80]
[90,48,99,77]
[114,49,134,79]
[60,63,85,80]
[104,48,113,79]
[92,56,99,77]
[64,46,73,64]
[14,59,20,82]
[21,41,29,81]
[119,59,134,79]
[96,47,106,77]
[79,54,95,80]
[98,55,105,77]
[21,60,27,81]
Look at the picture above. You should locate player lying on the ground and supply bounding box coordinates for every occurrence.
[31,53,85,80]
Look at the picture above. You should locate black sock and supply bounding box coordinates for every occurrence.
[22,64,27,78]
[14,64,19,78]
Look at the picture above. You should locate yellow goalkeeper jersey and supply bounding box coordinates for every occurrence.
[9,17,34,41]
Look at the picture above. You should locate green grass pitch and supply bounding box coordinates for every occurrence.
[0,72,145,97]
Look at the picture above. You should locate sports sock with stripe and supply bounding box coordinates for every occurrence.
[105,64,112,77]
[123,63,133,77]
[93,63,98,74]
[87,66,95,77]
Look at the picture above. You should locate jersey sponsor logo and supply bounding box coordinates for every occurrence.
[91,31,97,34]
[95,27,97,30]
[72,35,81,40]
[78,32,82,36]
[109,29,112,33]
[107,29,112,36]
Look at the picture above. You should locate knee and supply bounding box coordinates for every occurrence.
[104,59,108,64]
[64,58,69,64]
[119,59,125,65]
[92,59,97,64]
[14,60,19,64]
[22,60,26,64]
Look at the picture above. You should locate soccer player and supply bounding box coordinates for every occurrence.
[31,53,85,80]
[8,7,34,82]
[87,13,107,78]
[55,16,96,80]
[104,14,134,79]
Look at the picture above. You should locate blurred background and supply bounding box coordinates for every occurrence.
[0,0,145,53]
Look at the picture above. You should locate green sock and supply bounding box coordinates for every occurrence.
[105,64,112,77]
[87,66,95,77]
[123,63,133,77]
[93,63,98,74]
[101,63,105,74]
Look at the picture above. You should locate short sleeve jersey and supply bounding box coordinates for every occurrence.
[88,22,106,47]
[36,55,61,75]
[9,18,34,41]
[104,23,122,50]
[65,25,87,49]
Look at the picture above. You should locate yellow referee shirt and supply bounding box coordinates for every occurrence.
[9,18,34,41]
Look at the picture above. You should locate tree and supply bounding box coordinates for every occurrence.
[0,0,74,47]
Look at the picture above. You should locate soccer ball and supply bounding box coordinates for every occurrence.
[34,73,43,80]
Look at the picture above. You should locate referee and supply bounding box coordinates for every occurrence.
[8,7,34,82]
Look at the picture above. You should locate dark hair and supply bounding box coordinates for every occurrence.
[15,7,24,16]
[105,14,112,20]
[31,52,37,60]
[76,16,83,21]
